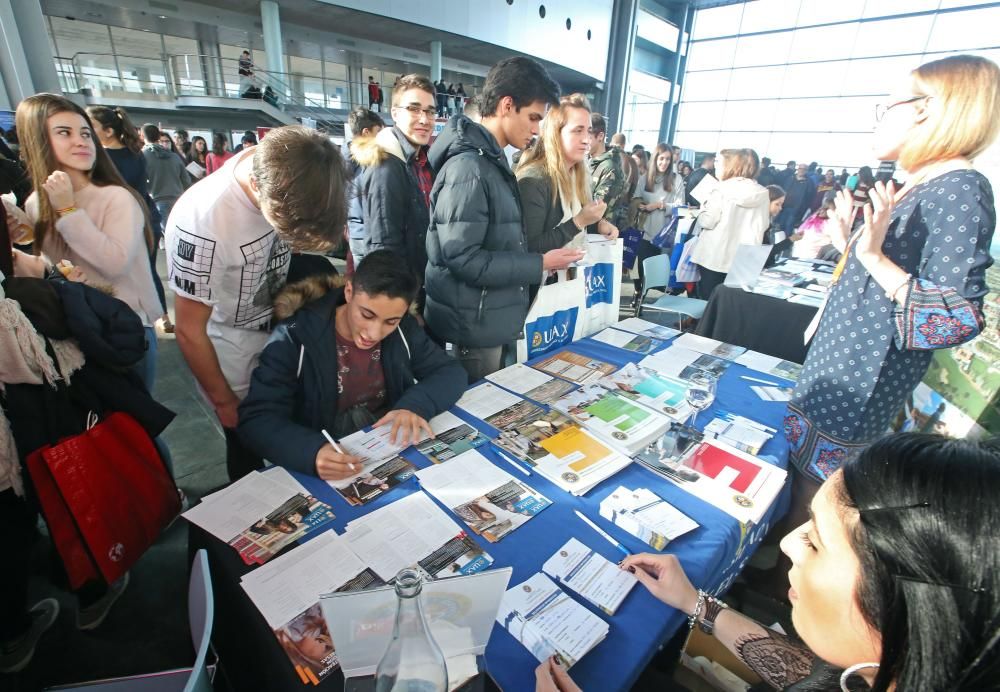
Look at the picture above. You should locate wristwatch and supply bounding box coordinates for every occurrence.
[698,596,728,635]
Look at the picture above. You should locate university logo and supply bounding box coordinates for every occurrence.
[585,263,613,307]
[527,307,578,358]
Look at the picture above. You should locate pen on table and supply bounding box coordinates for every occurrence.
[321,429,355,471]
[573,510,630,558]
[495,449,531,477]
[740,375,781,387]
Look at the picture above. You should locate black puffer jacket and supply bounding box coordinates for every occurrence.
[423,116,543,348]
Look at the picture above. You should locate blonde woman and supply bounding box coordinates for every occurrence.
[515,93,615,253]
[689,148,770,298]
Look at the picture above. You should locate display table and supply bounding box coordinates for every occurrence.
[191,332,791,692]
[695,285,819,364]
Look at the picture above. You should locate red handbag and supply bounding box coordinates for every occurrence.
[26,411,180,589]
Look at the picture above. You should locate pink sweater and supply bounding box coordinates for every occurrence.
[27,184,161,326]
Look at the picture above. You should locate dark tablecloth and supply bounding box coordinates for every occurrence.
[695,286,818,364]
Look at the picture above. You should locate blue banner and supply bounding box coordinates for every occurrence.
[526,307,579,359]
[584,263,614,308]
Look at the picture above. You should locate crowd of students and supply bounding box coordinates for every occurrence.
[2,51,1000,691]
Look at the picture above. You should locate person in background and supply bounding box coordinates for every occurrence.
[684,152,715,207]
[610,133,639,202]
[165,125,348,481]
[536,433,1000,692]
[588,113,625,236]
[774,162,816,233]
[205,132,233,175]
[811,167,841,212]
[344,107,385,272]
[838,167,849,186]
[233,130,257,154]
[678,161,693,181]
[631,148,647,180]
[172,128,191,161]
[792,193,839,260]
[806,160,821,185]
[755,156,777,186]
[141,123,191,231]
[454,83,467,114]
[367,76,381,111]
[435,79,449,117]
[423,56,584,382]
[187,136,208,180]
[690,148,770,299]
[516,94,617,253]
[238,50,254,96]
[762,183,795,266]
[847,165,875,217]
[238,251,468,478]
[156,131,185,163]
[777,159,797,190]
[631,143,685,307]
[356,74,437,302]
[0,126,16,160]
[263,86,279,108]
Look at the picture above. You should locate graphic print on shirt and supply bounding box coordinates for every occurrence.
[169,226,216,299]
[235,232,290,330]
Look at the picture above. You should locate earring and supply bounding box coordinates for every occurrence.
[840,661,879,691]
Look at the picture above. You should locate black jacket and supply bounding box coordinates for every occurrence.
[356,127,431,283]
[423,116,543,348]
[516,169,597,253]
[237,277,468,476]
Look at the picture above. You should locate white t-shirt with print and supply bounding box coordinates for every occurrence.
[164,150,290,398]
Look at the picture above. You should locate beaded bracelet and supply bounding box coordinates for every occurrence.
[55,206,78,218]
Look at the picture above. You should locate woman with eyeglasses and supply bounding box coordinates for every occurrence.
[783,55,998,523]
[536,432,1000,692]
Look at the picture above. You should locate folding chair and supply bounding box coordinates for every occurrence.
[637,255,707,331]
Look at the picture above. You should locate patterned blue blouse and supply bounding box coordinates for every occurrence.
[785,170,995,482]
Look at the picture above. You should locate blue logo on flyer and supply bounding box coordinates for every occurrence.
[585,263,613,307]
[458,556,492,574]
[527,308,578,358]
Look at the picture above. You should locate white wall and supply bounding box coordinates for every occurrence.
[316,0,614,81]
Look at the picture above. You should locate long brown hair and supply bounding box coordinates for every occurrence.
[645,142,676,194]
[86,105,143,154]
[17,93,154,255]
[515,93,592,209]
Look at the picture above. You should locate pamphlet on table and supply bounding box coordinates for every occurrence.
[492,407,577,466]
[599,486,700,550]
[341,491,494,581]
[672,333,747,361]
[415,411,489,464]
[596,362,692,421]
[542,537,637,615]
[613,317,681,341]
[590,327,667,355]
[734,350,802,381]
[703,413,775,455]
[552,385,671,455]
[485,363,576,404]
[534,425,632,496]
[455,382,524,420]
[182,468,336,565]
[640,346,732,380]
[530,349,619,385]
[751,385,793,402]
[497,572,609,668]
[416,449,552,542]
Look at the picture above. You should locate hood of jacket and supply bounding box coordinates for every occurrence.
[351,126,409,169]
[427,115,506,174]
[143,143,174,160]
[273,274,346,322]
[722,176,771,208]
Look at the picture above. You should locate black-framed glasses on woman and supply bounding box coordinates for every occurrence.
[874,95,928,122]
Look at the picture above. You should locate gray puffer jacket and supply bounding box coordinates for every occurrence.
[423,116,543,348]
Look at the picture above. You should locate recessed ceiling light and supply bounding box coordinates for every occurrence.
[158,15,167,19]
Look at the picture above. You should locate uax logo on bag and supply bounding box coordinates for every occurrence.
[527,307,578,358]
[585,264,614,307]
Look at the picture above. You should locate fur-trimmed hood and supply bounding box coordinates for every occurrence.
[273,274,345,322]
[350,126,407,169]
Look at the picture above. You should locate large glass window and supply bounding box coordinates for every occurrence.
[48,18,119,94]
[622,71,671,148]
[111,27,168,94]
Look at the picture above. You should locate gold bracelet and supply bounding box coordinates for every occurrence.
[55,206,78,217]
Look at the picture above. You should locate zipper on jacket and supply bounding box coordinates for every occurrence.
[476,287,488,322]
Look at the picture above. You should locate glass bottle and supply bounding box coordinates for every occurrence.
[374,569,449,692]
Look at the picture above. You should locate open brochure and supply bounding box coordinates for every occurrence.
[734,350,802,381]
[613,317,681,341]
[599,486,699,550]
[416,450,552,542]
[183,467,336,565]
[530,350,619,385]
[415,411,489,464]
[703,415,775,456]
[552,385,671,455]
[589,327,667,355]
[455,382,523,420]
[542,537,637,616]
[486,363,577,404]
[672,333,747,361]
[493,407,578,467]
[342,492,494,582]
[328,426,424,506]
[596,362,692,421]
[640,346,732,380]
[497,572,608,669]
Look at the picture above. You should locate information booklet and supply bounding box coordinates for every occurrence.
[734,349,802,381]
[648,439,787,525]
[599,486,699,550]
[613,317,681,341]
[589,327,667,355]
[531,425,632,496]
[703,415,775,456]
[493,407,578,467]
[672,333,747,361]
[183,467,336,565]
[542,537,637,616]
[329,426,423,506]
[416,449,552,542]
[341,492,494,582]
[640,346,732,380]
[596,362,692,421]
[497,572,609,669]
[455,382,523,420]
[415,411,489,464]
[530,350,619,385]
[485,362,577,404]
[240,532,384,685]
[552,385,671,455]
[484,398,546,431]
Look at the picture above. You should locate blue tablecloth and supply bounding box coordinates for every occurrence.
[289,333,791,692]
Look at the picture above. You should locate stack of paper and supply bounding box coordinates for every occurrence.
[240,532,383,685]
[596,362,692,421]
[497,573,608,668]
[673,333,747,361]
[530,350,619,385]
[485,363,576,404]
[734,350,802,381]
[342,491,494,582]
[456,383,545,430]
[613,317,681,341]
[552,385,671,456]
[416,411,489,464]
[589,327,667,355]
[492,407,577,466]
[640,346,732,380]
[328,426,422,506]
[542,538,637,615]
[183,467,336,565]
[416,450,552,542]
[599,486,699,550]
[703,415,775,455]
[751,385,793,402]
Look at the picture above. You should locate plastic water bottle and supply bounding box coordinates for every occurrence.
[374,569,448,692]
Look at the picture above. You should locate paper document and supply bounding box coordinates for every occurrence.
[552,385,670,455]
[640,346,732,380]
[533,426,632,496]
[689,173,719,205]
[415,411,489,464]
[497,573,608,668]
[456,382,524,420]
[600,486,699,550]
[417,450,552,542]
[703,416,774,456]
[613,317,681,341]
[542,538,637,615]
[673,333,747,361]
[531,350,618,385]
[486,363,576,404]
[493,408,578,467]
[596,362,692,421]
[751,385,793,402]
[734,350,802,380]
[590,327,666,355]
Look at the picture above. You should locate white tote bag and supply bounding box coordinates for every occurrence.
[579,237,624,337]
[516,269,586,362]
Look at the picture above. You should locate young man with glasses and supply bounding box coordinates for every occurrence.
[355,74,437,307]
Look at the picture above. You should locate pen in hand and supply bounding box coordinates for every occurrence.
[321,429,355,471]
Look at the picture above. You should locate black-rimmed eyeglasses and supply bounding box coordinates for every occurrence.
[397,104,437,119]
